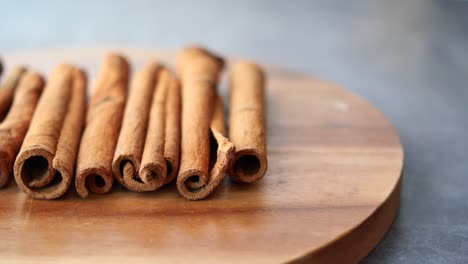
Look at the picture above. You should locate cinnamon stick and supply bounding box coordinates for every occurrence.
[0,67,27,120]
[0,71,44,187]
[163,75,181,184]
[176,46,234,200]
[136,67,170,190]
[14,65,86,199]
[112,62,167,192]
[75,54,129,197]
[177,94,234,200]
[228,61,267,183]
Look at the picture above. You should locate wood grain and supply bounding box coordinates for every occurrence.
[0,48,403,264]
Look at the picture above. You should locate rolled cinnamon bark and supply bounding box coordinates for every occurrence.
[0,67,27,121]
[75,54,129,197]
[163,76,181,184]
[177,95,234,200]
[137,67,170,190]
[14,65,86,199]
[0,71,44,187]
[228,61,267,183]
[176,46,234,200]
[112,62,168,192]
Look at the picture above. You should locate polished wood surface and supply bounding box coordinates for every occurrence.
[0,48,403,263]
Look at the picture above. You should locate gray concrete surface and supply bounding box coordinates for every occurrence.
[1,0,467,263]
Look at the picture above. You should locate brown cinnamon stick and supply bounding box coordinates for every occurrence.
[176,46,235,200]
[175,47,224,79]
[0,71,44,187]
[75,54,129,197]
[0,67,27,121]
[228,61,267,183]
[112,62,167,192]
[163,75,181,184]
[177,94,234,200]
[14,65,86,199]
[137,67,170,190]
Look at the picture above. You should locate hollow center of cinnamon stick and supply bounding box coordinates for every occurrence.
[233,155,261,178]
[182,133,220,193]
[94,175,106,187]
[85,173,108,193]
[22,156,49,184]
[186,175,204,192]
[188,176,200,183]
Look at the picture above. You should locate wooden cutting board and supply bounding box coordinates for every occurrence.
[0,47,403,263]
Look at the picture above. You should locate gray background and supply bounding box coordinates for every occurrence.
[1,0,467,263]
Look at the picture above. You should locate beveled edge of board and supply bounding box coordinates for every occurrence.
[290,101,405,263]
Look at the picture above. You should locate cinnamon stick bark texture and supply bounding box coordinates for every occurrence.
[0,71,44,187]
[76,54,129,197]
[163,76,181,184]
[228,61,267,183]
[177,95,234,200]
[138,67,171,190]
[112,62,167,192]
[14,65,86,199]
[0,67,27,121]
[176,47,234,200]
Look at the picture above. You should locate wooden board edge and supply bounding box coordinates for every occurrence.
[290,169,403,264]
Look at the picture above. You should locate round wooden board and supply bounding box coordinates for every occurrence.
[0,48,403,263]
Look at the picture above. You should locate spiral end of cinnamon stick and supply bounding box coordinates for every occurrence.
[139,162,167,191]
[112,156,166,192]
[177,138,235,201]
[229,149,267,183]
[75,167,114,198]
[177,169,209,200]
[14,149,72,199]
